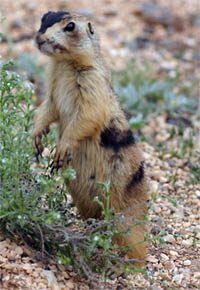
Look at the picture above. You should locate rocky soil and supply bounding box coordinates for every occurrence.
[0,0,200,289]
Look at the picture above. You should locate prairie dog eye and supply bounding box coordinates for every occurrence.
[63,22,75,32]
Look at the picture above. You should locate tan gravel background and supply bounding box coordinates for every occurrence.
[0,0,200,289]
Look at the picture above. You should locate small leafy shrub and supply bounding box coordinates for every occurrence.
[112,61,198,130]
[0,59,70,240]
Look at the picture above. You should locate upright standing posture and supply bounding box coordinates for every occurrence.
[32,11,148,263]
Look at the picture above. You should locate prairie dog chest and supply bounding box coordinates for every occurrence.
[50,62,81,121]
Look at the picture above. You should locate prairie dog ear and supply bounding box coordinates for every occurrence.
[88,22,94,35]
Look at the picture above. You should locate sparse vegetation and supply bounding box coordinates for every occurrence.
[113,61,198,131]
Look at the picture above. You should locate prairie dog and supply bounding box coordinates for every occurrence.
[32,11,148,263]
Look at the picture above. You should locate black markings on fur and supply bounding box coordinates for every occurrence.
[110,153,123,171]
[34,136,43,159]
[126,162,144,191]
[39,11,71,34]
[100,121,135,152]
[110,153,123,162]
[42,126,50,136]
[88,22,94,34]
[67,153,72,164]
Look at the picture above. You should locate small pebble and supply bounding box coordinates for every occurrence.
[194,272,200,278]
[169,250,178,257]
[153,205,161,214]
[183,260,191,266]
[195,190,200,198]
[151,181,159,192]
[182,239,193,247]
[146,255,158,263]
[151,226,161,235]
[160,253,169,261]
[173,274,183,283]
[165,227,173,234]
[151,216,160,223]
[163,234,175,243]
[65,281,74,289]
[165,261,175,270]
[42,147,50,157]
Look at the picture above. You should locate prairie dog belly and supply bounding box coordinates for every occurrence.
[66,139,108,217]
[66,138,145,218]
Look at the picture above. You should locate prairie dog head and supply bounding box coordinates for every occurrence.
[35,11,99,64]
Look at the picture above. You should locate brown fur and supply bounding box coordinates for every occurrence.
[32,11,148,265]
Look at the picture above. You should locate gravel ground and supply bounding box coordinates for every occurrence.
[0,0,200,289]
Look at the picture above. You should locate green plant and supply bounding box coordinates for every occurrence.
[192,232,197,248]
[190,150,200,184]
[161,195,178,207]
[0,58,72,236]
[16,53,45,81]
[112,61,198,131]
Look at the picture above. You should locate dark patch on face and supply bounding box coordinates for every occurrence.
[39,11,71,34]
[100,120,135,152]
[126,162,144,192]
